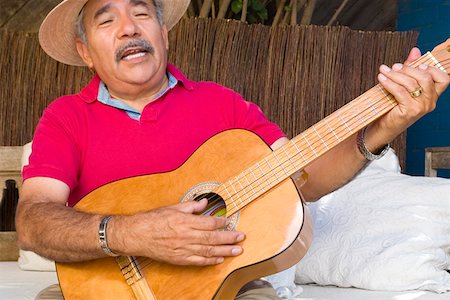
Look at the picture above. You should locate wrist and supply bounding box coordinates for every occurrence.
[357,126,390,161]
[98,215,119,257]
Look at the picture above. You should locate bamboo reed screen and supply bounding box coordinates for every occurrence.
[0,18,417,168]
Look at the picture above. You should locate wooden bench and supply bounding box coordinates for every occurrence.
[0,146,23,261]
[425,147,450,177]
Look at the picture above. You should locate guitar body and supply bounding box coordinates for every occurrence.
[56,129,313,299]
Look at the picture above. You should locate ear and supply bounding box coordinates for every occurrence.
[162,24,169,51]
[75,38,94,68]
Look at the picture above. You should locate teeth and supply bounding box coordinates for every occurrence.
[123,52,146,61]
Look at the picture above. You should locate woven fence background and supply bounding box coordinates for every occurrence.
[0,18,417,168]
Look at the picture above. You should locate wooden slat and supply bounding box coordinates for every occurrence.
[0,20,417,170]
[0,0,29,28]
[1,0,60,32]
[0,146,23,191]
[425,147,450,177]
[0,146,23,171]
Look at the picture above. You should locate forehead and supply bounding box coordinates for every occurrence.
[83,0,154,17]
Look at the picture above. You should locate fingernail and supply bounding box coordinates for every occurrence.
[419,64,428,70]
[232,247,242,255]
[236,233,245,242]
[378,74,388,81]
[217,257,224,263]
[380,65,391,73]
[392,63,403,71]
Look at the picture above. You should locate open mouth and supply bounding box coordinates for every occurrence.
[121,47,148,61]
[115,40,155,63]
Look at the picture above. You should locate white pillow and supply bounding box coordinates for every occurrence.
[295,149,450,293]
[18,249,56,271]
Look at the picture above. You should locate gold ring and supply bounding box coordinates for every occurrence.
[410,86,423,98]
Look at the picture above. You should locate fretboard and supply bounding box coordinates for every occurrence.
[215,50,449,217]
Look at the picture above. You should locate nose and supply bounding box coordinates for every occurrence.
[117,13,140,38]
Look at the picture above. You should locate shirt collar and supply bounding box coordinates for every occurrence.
[78,63,194,103]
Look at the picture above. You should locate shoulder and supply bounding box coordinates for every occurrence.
[43,94,89,122]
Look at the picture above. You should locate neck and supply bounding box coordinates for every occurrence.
[108,74,169,112]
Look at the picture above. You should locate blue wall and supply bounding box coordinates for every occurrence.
[397,0,450,177]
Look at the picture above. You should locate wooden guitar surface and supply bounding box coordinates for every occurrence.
[56,129,313,299]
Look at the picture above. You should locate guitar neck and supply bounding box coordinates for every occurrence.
[219,50,449,217]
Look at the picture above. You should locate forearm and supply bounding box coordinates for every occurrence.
[300,132,367,201]
[16,201,105,262]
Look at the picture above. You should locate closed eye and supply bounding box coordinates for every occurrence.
[100,19,113,25]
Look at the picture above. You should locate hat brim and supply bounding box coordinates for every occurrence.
[39,0,190,66]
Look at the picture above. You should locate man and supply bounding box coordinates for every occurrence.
[16,0,449,298]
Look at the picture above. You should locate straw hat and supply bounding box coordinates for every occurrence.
[39,0,190,66]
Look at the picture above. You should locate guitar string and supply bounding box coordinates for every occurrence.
[123,55,450,279]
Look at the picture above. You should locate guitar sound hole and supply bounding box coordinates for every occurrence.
[193,192,226,218]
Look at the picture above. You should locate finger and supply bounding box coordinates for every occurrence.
[188,214,228,230]
[418,64,450,96]
[183,255,225,266]
[380,64,421,94]
[173,198,208,214]
[188,228,245,245]
[404,47,421,65]
[190,244,243,259]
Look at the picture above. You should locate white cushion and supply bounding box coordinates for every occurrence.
[295,149,450,293]
[18,142,56,272]
[18,250,55,272]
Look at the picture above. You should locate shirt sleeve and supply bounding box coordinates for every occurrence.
[231,92,286,146]
[22,99,80,190]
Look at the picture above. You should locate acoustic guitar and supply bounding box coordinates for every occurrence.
[56,39,450,299]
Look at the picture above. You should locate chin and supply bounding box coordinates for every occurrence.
[122,62,164,83]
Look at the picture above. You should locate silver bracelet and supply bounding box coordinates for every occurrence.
[357,127,390,161]
[99,215,119,257]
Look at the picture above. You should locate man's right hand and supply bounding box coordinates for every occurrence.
[109,198,246,266]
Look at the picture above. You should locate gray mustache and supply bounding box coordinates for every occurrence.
[115,39,155,62]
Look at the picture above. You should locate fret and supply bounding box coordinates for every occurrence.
[249,168,259,184]
[302,133,318,157]
[313,125,329,149]
[369,99,380,116]
[376,87,396,105]
[273,151,289,177]
[264,158,280,181]
[223,184,239,211]
[235,176,251,204]
[243,171,257,197]
[228,180,244,205]
[377,84,386,95]
[256,162,271,189]
[291,140,307,164]
[387,93,397,105]
[325,120,341,142]
[281,145,297,171]
[337,112,353,134]
[352,106,367,127]
[427,51,446,72]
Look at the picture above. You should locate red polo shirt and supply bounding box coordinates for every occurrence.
[23,64,285,207]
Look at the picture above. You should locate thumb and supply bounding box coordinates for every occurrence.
[174,198,208,214]
[405,47,422,66]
